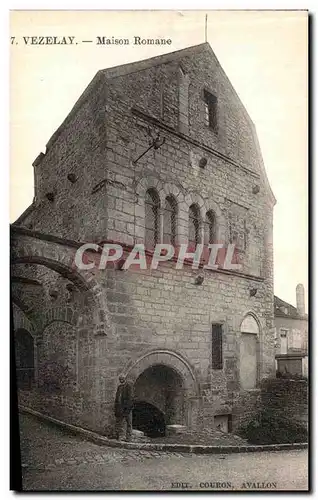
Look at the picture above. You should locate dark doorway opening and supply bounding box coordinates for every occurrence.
[15,328,34,389]
[133,364,185,429]
[133,401,166,437]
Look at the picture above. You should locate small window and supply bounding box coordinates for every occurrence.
[204,210,216,245]
[204,90,218,130]
[189,204,201,249]
[214,414,232,433]
[212,323,223,370]
[280,328,288,338]
[145,188,160,250]
[163,195,177,246]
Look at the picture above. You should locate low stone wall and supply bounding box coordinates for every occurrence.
[17,388,113,435]
[232,389,262,430]
[260,378,308,426]
[19,406,308,453]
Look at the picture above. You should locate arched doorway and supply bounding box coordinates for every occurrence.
[15,328,35,389]
[240,314,260,390]
[123,349,201,430]
[133,364,184,436]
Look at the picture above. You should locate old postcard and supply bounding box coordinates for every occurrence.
[10,10,308,492]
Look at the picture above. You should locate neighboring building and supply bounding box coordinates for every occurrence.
[11,43,276,436]
[274,284,308,377]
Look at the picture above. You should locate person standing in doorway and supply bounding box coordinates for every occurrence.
[114,375,134,441]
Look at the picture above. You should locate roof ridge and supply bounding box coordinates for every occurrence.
[100,42,209,80]
[274,294,308,319]
[275,295,297,310]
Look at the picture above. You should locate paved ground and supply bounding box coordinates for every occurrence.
[153,426,248,445]
[18,413,309,491]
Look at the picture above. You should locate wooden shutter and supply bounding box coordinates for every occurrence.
[212,323,223,370]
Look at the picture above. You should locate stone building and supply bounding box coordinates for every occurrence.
[274,284,308,377]
[11,43,276,436]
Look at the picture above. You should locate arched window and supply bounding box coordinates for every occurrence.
[204,210,216,244]
[188,204,201,249]
[240,315,260,390]
[145,188,160,250]
[15,328,34,389]
[163,195,177,245]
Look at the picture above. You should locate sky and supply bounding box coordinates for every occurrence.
[10,10,308,309]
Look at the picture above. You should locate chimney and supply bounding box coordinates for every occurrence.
[296,284,305,316]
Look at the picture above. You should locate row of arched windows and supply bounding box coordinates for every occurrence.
[145,188,216,250]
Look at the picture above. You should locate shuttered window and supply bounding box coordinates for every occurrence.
[204,90,218,130]
[212,323,223,370]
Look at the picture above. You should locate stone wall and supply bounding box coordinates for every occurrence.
[101,262,275,429]
[12,229,276,434]
[260,378,308,427]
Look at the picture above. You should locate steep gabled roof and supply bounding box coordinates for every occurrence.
[100,42,208,80]
[47,42,255,150]
[274,295,308,321]
[46,43,210,150]
[17,42,276,225]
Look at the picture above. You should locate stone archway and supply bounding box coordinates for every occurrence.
[11,228,112,335]
[123,350,201,429]
[133,364,184,435]
[239,313,261,390]
[11,259,109,337]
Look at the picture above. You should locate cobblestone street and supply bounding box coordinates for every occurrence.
[17,413,308,491]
